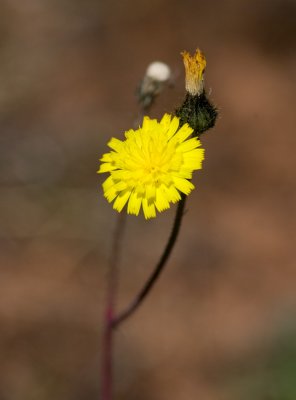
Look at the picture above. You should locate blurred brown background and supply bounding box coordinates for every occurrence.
[0,0,296,399]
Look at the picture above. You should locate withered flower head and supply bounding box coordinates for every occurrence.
[181,49,206,96]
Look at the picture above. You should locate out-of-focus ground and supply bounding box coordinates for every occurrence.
[0,0,296,399]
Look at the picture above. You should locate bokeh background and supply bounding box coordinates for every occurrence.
[1,0,296,399]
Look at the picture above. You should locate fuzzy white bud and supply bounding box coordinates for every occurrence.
[146,62,171,82]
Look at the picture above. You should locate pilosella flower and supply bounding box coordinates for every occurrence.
[98,114,204,219]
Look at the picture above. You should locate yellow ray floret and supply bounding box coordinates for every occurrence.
[97,114,204,219]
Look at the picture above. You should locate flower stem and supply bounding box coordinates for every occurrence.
[101,106,151,400]
[101,212,126,400]
[100,77,171,398]
[112,195,187,329]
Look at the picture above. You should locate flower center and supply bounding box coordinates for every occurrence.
[139,150,168,182]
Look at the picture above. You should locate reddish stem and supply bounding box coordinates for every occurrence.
[101,306,113,399]
[101,213,126,400]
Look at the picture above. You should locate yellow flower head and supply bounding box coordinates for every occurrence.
[98,114,204,219]
[182,49,206,96]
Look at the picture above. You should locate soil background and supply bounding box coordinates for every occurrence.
[0,1,296,399]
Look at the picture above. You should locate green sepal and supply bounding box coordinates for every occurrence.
[176,91,218,136]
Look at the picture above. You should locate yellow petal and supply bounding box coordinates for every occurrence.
[142,198,156,219]
[173,177,194,195]
[113,190,131,212]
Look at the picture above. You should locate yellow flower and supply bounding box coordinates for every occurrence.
[182,49,206,96]
[98,114,204,219]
